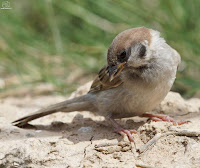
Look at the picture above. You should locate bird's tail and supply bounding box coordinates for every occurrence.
[12,95,94,127]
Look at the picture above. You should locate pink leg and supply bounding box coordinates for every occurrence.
[142,113,190,126]
[107,117,137,143]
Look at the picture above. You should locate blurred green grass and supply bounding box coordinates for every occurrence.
[0,0,199,97]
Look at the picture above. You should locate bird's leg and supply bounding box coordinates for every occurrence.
[142,113,189,126]
[106,116,137,143]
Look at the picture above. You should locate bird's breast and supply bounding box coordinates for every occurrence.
[108,78,173,118]
[96,67,176,119]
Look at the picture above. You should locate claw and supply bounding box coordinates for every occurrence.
[107,116,137,143]
[143,113,190,125]
[118,129,137,143]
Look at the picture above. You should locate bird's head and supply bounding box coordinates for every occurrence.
[107,27,165,81]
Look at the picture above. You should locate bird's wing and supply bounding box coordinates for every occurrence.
[89,65,123,93]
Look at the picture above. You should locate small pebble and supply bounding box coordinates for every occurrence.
[13,162,20,167]
[35,130,42,133]
[26,133,35,137]
[78,126,93,133]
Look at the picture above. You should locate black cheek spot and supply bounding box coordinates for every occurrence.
[139,45,146,58]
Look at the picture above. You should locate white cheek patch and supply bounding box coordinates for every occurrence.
[149,30,166,50]
[144,40,148,45]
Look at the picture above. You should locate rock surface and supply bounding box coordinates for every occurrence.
[0,82,200,168]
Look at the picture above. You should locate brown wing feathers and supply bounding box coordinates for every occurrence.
[89,65,123,93]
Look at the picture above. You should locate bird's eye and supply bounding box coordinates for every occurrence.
[120,49,126,59]
[117,49,127,62]
[139,45,146,58]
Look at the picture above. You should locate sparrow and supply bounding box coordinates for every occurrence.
[13,27,187,142]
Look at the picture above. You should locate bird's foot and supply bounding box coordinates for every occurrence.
[107,116,137,143]
[117,128,137,143]
[142,113,190,126]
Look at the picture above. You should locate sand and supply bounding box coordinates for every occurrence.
[0,82,200,168]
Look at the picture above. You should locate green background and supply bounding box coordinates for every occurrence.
[0,0,200,97]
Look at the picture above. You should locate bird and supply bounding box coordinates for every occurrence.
[12,27,188,142]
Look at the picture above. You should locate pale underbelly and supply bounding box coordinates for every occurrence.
[95,78,173,119]
[109,85,170,118]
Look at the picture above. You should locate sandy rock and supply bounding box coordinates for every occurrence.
[69,81,92,98]
[0,82,200,168]
[153,92,189,115]
[154,91,200,115]
[186,98,200,113]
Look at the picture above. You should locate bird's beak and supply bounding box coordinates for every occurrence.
[109,62,127,82]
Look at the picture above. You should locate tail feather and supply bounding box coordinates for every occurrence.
[12,95,93,127]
